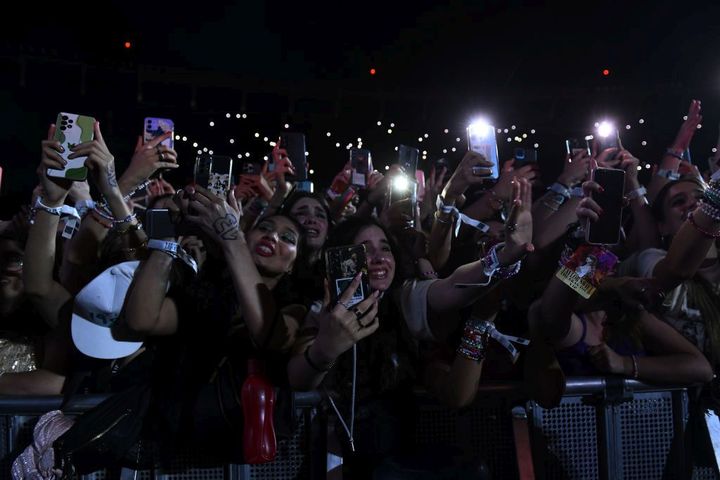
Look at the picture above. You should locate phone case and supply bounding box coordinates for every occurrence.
[350,149,372,187]
[556,244,619,299]
[144,117,174,149]
[145,209,176,239]
[398,145,419,176]
[194,154,234,198]
[239,158,265,176]
[325,244,370,307]
[47,112,96,181]
[467,124,499,179]
[585,168,625,245]
[279,132,307,181]
[513,148,537,169]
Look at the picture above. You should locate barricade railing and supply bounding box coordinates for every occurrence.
[0,379,717,479]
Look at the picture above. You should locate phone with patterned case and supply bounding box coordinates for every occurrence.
[47,112,96,181]
[194,154,234,198]
[143,117,174,149]
[325,244,370,308]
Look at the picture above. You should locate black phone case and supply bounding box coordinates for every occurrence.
[398,145,419,176]
[145,209,176,239]
[586,168,625,245]
[279,132,307,181]
[325,244,370,308]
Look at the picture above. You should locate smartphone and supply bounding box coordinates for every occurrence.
[350,149,372,188]
[47,112,96,181]
[297,180,314,193]
[585,168,625,245]
[194,154,234,198]
[467,123,499,180]
[415,170,426,202]
[278,132,307,181]
[388,176,418,227]
[143,117,174,149]
[513,148,538,169]
[145,208,176,239]
[594,126,622,162]
[565,138,592,157]
[239,157,264,176]
[398,145,419,177]
[325,244,371,308]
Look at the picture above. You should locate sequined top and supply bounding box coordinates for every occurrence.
[0,336,37,373]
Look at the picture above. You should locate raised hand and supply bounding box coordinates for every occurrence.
[496,177,534,266]
[311,276,381,362]
[67,121,118,198]
[670,99,702,152]
[182,185,244,244]
[120,131,179,192]
[558,149,591,187]
[443,151,495,202]
[38,124,72,205]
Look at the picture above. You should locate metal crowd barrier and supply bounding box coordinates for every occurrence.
[0,379,717,479]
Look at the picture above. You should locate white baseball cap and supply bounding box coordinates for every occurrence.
[71,260,143,359]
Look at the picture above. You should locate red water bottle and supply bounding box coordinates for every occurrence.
[242,359,277,463]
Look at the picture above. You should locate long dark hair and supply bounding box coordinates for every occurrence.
[324,216,410,290]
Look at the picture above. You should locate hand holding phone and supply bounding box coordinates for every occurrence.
[47,112,96,181]
[397,145,419,176]
[325,244,371,308]
[512,148,538,169]
[278,133,307,181]
[145,208,176,239]
[194,154,234,198]
[467,122,499,179]
[350,149,373,188]
[585,167,625,245]
[144,117,174,149]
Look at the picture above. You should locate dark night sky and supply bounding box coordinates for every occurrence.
[7,0,720,91]
[2,0,720,196]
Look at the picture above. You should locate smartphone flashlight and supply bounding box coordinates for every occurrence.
[392,175,410,192]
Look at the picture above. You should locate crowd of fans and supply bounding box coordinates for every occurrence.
[3,99,720,478]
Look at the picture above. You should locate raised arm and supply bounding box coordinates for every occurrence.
[425,178,534,340]
[647,100,701,203]
[23,124,73,327]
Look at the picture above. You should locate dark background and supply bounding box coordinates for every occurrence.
[1,0,719,200]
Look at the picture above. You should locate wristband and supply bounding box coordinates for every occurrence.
[74,199,96,217]
[570,186,584,198]
[29,197,80,224]
[548,182,571,200]
[656,169,680,181]
[624,186,647,202]
[435,194,490,236]
[147,239,199,273]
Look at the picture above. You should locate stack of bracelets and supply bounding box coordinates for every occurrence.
[690,180,720,238]
[476,242,522,286]
[457,319,490,362]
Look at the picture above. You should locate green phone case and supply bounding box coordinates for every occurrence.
[47,112,95,181]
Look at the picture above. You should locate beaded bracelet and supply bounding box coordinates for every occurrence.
[688,211,720,239]
[700,201,720,222]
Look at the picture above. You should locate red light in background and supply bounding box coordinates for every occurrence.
[602,68,610,76]
[369,68,376,75]
[124,41,132,49]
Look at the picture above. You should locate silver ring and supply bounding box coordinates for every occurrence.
[155,145,162,154]
[471,166,486,176]
[159,152,165,161]
[338,300,352,310]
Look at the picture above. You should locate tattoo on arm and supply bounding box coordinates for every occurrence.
[213,214,240,240]
[107,163,118,188]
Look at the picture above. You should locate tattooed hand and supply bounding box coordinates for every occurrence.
[182,185,244,245]
[69,121,120,198]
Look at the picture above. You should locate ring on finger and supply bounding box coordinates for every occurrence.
[159,152,165,161]
[155,145,162,154]
[506,223,518,232]
[471,166,487,176]
[338,300,352,310]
